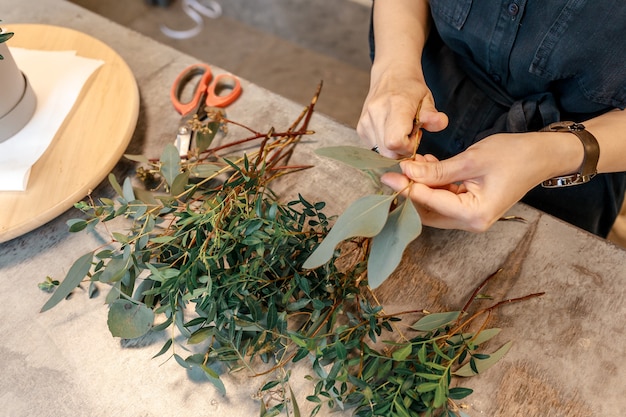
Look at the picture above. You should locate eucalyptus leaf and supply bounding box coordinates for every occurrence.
[124,154,150,164]
[412,311,461,332]
[302,194,395,269]
[122,177,135,202]
[108,173,124,196]
[107,299,154,339]
[289,386,301,417]
[40,252,93,313]
[100,257,132,283]
[66,218,89,233]
[416,382,438,393]
[170,171,190,196]
[453,341,513,377]
[160,143,181,188]
[189,163,223,178]
[471,328,502,346]
[447,328,502,347]
[367,198,422,289]
[449,387,473,400]
[392,343,413,361]
[201,364,226,395]
[315,146,399,170]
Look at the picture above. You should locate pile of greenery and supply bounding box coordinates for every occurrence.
[40,86,540,416]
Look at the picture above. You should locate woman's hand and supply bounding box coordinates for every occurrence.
[356,68,448,158]
[380,132,582,232]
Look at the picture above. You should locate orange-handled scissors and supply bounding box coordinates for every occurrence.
[171,63,242,156]
[170,63,242,116]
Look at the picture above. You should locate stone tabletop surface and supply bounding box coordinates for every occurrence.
[1,1,625,416]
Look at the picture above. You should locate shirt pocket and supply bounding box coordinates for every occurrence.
[429,0,473,30]
[528,0,626,108]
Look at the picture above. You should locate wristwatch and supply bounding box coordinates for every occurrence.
[540,121,600,188]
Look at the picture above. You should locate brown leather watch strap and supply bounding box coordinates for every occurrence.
[540,122,600,188]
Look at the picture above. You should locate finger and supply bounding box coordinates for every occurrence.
[406,182,478,230]
[399,156,475,188]
[382,110,418,158]
[381,175,484,231]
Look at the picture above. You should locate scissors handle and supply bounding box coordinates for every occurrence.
[205,73,242,107]
[170,63,213,116]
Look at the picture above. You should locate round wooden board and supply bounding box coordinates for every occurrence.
[0,24,139,243]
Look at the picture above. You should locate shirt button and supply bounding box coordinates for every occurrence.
[508,2,520,16]
[491,73,501,83]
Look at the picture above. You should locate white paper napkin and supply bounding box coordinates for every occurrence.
[0,48,104,191]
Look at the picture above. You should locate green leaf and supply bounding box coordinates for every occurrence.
[66,218,89,233]
[152,338,173,359]
[289,332,308,348]
[201,364,226,395]
[174,353,191,369]
[416,382,438,393]
[188,327,213,344]
[411,311,461,332]
[189,163,223,178]
[314,146,399,170]
[122,177,135,202]
[392,343,413,361]
[302,194,395,269]
[170,171,190,196]
[335,341,347,360]
[124,154,150,164]
[107,299,154,339]
[449,387,473,400]
[260,380,281,394]
[160,143,181,188]
[108,173,124,196]
[150,236,177,244]
[40,252,94,312]
[471,328,502,346]
[433,382,447,408]
[453,341,513,377]
[100,257,132,283]
[367,198,422,289]
[415,372,442,381]
[289,386,301,417]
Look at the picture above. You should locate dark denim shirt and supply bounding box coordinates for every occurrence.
[369,0,626,236]
[426,0,626,142]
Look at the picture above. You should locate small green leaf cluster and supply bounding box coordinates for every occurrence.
[297,310,508,417]
[40,104,517,417]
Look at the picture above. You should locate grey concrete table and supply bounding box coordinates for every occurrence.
[1,1,625,416]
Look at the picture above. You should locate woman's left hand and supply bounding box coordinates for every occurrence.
[381,132,582,232]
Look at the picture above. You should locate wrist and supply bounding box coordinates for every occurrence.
[519,130,582,184]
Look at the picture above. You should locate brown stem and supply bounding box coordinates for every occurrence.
[458,268,503,321]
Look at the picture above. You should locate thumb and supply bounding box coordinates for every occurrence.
[399,157,468,187]
[418,95,448,132]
